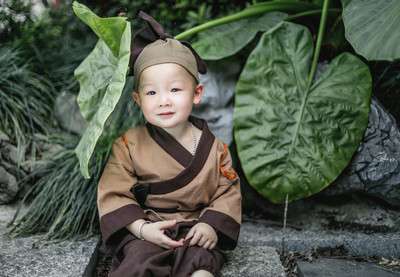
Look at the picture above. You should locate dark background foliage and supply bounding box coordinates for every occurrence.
[1,0,399,239]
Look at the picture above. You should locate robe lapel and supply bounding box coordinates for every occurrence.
[140,116,215,195]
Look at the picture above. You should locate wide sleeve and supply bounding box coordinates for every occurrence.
[199,142,242,250]
[97,136,148,253]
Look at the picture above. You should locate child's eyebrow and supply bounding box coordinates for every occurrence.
[139,82,154,91]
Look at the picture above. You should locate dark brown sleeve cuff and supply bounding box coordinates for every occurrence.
[199,209,241,250]
[100,204,148,247]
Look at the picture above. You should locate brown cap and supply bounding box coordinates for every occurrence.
[130,11,206,92]
[134,38,200,91]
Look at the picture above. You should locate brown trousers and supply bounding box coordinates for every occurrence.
[109,221,224,277]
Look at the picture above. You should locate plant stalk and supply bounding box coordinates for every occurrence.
[307,0,330,88]
[282,194,289,255]
[286,8,341,21]
[175,1,319,40]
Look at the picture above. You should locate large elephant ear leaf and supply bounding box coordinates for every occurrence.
[192,12,287,60]
[341,0,400,61]
[73,2,131,179]
[234,22,371,203]
[73,1,127,57]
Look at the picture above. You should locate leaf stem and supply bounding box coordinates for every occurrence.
[307,0,330,88]
[286,8,341,21]
[282,194,289,255]
[175,1,319,40]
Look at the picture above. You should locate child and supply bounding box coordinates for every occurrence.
[97,11,241,277]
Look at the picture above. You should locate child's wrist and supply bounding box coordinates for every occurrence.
[138,220,151,240]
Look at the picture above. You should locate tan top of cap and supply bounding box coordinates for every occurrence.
[133,38,200,92]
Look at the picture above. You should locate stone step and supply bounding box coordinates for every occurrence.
[0,228,99,277]
[0,230,285,277]
[297,258,400,277]
[1,203,399,276]
[239,222,400,258]
[222,246,285,277]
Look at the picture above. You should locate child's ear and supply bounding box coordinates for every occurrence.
[193,84,204,105]
[132,92,141,107]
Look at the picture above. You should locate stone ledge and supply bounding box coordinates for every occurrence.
[221,246,285,277]
[0,231,99,277]
[239,223,400,258]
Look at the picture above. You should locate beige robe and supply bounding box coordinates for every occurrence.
[98,116,241,254]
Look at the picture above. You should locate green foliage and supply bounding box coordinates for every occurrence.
[0,0,36,44]
[1,0,92,51]
[8,0,399,239]
[341,0,400,61]
[73,2,132,178]
[234,22,371,203]
[9,133,103,239]
[9,77,144,239]
[1,0,96,94]
[73,1,128,58]
[81,0,251,35]
[192,12,287,60]
[370,60,400,123]
[182,3,213,30]
[0,45,54,162]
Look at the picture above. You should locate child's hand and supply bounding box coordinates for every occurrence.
[141,220,184,249]
[127,219,184,249]
[185,222,218,250]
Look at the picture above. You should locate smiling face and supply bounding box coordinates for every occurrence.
[132,63,204,131]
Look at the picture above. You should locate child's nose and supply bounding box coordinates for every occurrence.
[159,93,172,106]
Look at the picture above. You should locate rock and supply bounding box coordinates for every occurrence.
[54,91,88,134]
[323,97,400,207]
[1,142,19,165]
[0,160,26,179]
[0,234,100,277]
[239,222,400,258]
[192,58,241,145]
[0,130,10,143]
[221,246,285,277]
[297,258,400,277]
[0,166,18,204]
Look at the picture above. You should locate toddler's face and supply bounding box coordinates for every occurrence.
[133,63,203,130]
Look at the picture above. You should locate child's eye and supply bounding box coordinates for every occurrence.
[146,91,156,95]
[171,88,181,93]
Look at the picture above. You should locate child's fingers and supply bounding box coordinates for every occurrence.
[202,240,213,249]
[161,236,184,248]
[189,232,203,246]
[210,241,217,250]
[157,220,177,230]
[197,235,209,247]
[184,228,195,241]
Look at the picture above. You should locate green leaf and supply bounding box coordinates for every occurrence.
[73,1,127,57]
[74,21,131,179]
[341,0,400,61]
[75,40,117,122]
[234,22,371,203]
[192,12,287,60]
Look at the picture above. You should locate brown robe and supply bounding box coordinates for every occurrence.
[98,116,242,255]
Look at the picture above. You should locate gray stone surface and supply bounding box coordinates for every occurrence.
[1,142,18,165]
[297,258,400,277]
[0,130,10,143]
[0,234,100,277]
[0,203,99,277]
[0,132,65,204]
[0,166,18,204]
[239,222,400,258]
[192,58,241,145]
[324,97,400,207]
[54,91,88,135]
[221,246,285,277]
